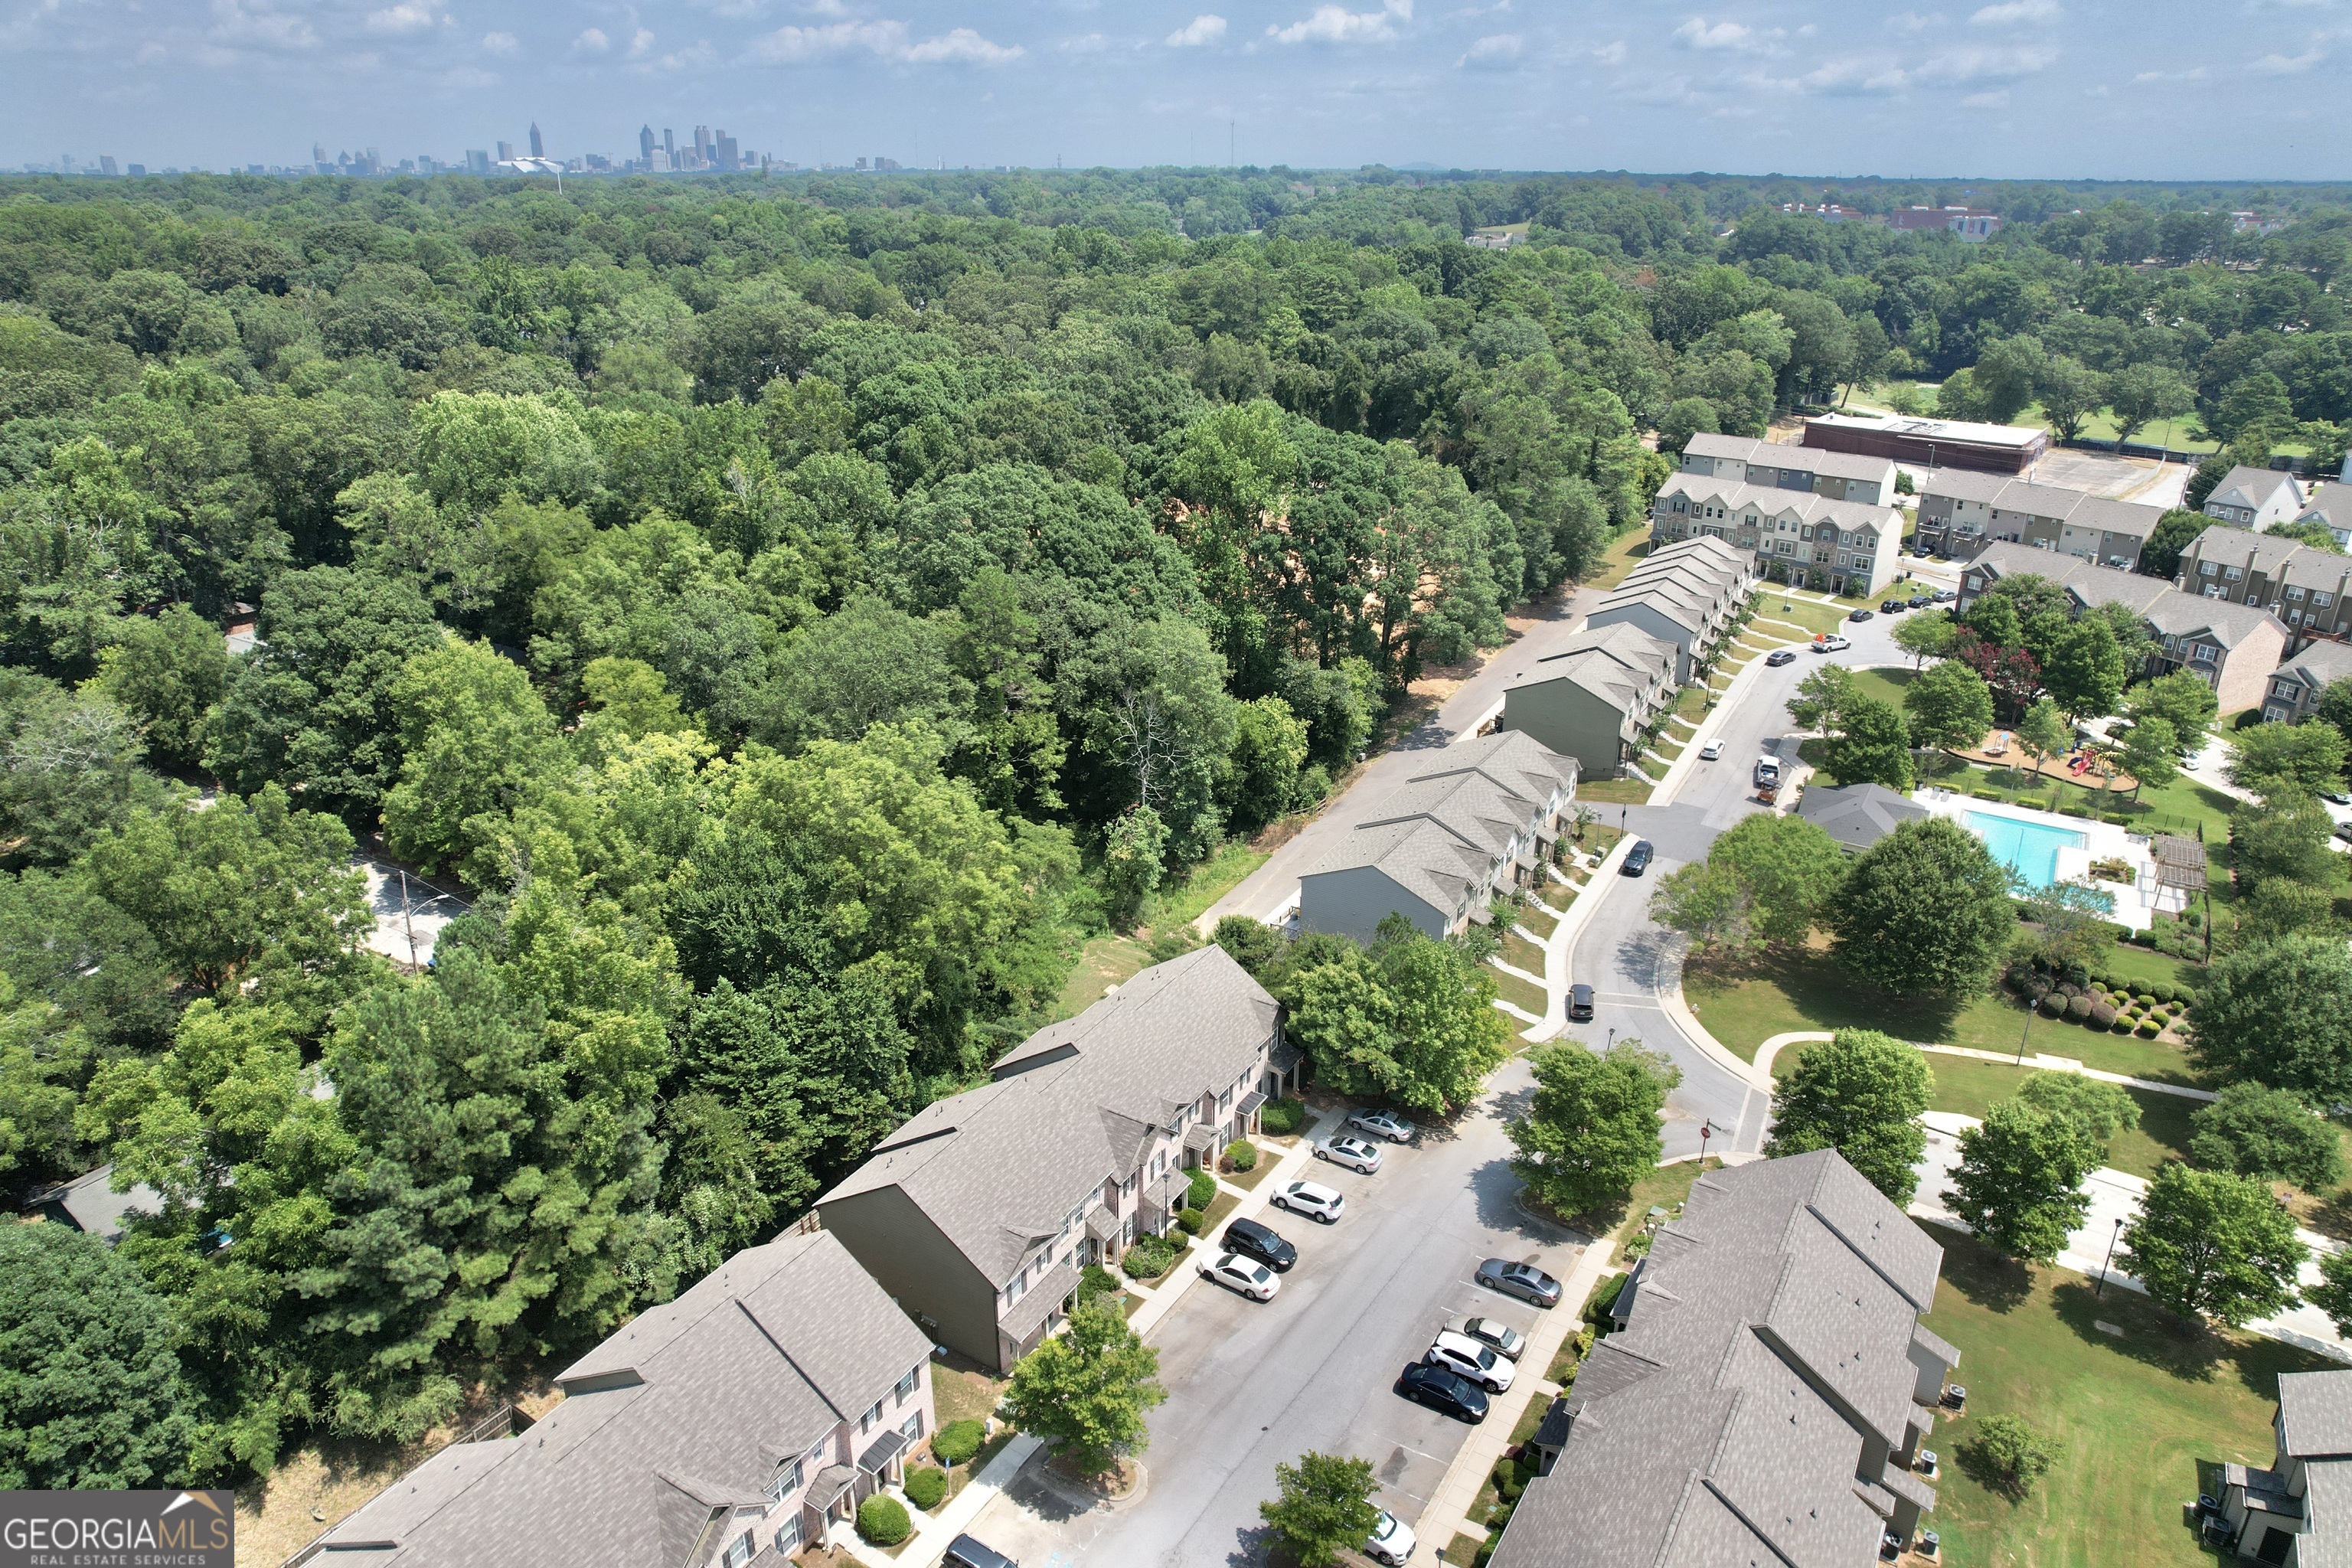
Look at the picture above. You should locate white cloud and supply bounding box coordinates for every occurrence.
[573,26,609,51]
[1887,9,1946,29]
[207,0,317,50]
[2249,45,2325,70]
[1674,16,1757,50]
[1459,31,1521,67]
[363,0,438,34]
[753,18,1023,63]
[1165,13,1227,45]
[445,65,499,86]
[1265,0,1410,46]
[482,30,518,53]
[1592,38,1627,64]
[628,26,655,56]
[1961,87,2008,105]
[1058,30,1108,51]
[1793,38,2055,95]
[1969,0,2058,22]
[652,39,717,67]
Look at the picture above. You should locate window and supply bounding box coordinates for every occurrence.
[2318,593,2335,608]
[901,1411,924,1441]
[896,1365,920,1402]
[773,1518,802,1555]
[2193,644,2217,664]
[766,1461,805,1502]
[2286,586,2305,600]
[1218,1088,1232,1112]
[2226,566,2244,581]
[861,1400,884,1434]
[725,1530,754,1568]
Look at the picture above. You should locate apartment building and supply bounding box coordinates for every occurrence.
[1911,469,2165,568]
[1498,621,1680,780]
[2290,482,2352,550]
[2203,465,2305,530]
[2262,640,2352,724]
[1677,432,1899,505]
[1889,204,2003,240]
[1489,1151,1957,1568]
[1298,730,1579,946]
[2176,524,2352,643]
[2218,1370,2352,1566]
[1649,473,1899,599]
[314,1230,935,1566]
[1803,411,2048,475]
[1961,541,2289,713]
[817,947,1284,1371]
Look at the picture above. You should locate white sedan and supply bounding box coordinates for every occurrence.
[1315,1135,1383,1174]
[1273,1180,1346,1224]
[1198,1252,1280,1302]
[1349,1109,1416,1143]
[1365,1510,1419,1566]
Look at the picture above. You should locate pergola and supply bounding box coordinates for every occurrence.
[2150,834,2207,896]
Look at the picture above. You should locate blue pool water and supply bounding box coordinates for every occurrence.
[1962,811,2088,890]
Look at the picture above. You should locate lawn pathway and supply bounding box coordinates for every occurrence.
[1910,1111,2352,1367]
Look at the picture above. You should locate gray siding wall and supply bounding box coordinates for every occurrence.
[1501,679,1632,779]
[818,1187,1002,1370]
[1299,866,1449,946]
[1585,603,1699,681]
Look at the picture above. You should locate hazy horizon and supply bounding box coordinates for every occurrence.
[2,0,2340,181]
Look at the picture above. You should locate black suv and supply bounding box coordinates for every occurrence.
[1569,983,1595,1021]
[1221,1216,1298,1272]
[1621,840,1655,876]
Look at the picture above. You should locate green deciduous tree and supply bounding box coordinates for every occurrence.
[1508,1039,1679,1217]
[2189,1082,2346,1192]
[1766,1030,1933,1204]
[1949,1098,2099,1264]
[2115,717,2179,801]
[1830,818,2016,995]
[1787,663,1857,733]
[1001,1295,1168,1476]
[1700,811,1850,948]
[2230,790,2337,894]
[2037,616,2129,724]
[1823,694,1915,789]
[2014,1071,2139,1152]
[1904,659,1996,753]
[381,639,566,889]
[1892,611,1959,670]
[2191,936,2352,1104]
[2121,1161,2306,1327]
[2037,355,2104,443]
[2229,722,2349,797]
[0,1222,197,1488]
[2015,697,2072,781]
[1210,914,1285,980]
[1259,1451,1382,1568]
[1285,919,1512,1117]
[2105,364,2197,449]
[0,676,160,870]
[93,604,230,769]
[1963,1416,2062,1501]
[2125,671,2218,759]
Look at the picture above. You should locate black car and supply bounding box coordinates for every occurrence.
[945,1535,1019,1568]
[1620,840,1654,876]
[1879,599,1906,614]
[1848,608,1875,622]
[1396,1361,1489,1423]
[1221,1216,1298,1272]
[1568,983,1595,1021]
[1764,648,1798,667]
[1908,595,1933,609]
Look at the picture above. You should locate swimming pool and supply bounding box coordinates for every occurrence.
[1962,811,2088,890]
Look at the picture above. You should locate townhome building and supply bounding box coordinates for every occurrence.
[2176,524,2352,643]
[1676,432,1898,505]
[2291,481,2352,550]
[817,947,1284,1371]
[1498,621,1680,780]
[1649,473,1899,599]
[1592,531,1760,675]
[1911,469,2164,569]
[2262,640,2352,724]
[313,1230,935,1567]
[2218,1369,2352,1565]
[2203,465,2305,529]
[1490,1151,1957,1568]
[1960,541,2288,713]
[1298,730,1578,946]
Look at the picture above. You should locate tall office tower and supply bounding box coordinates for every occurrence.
[100,155,119,177]
[639,125,656,162]
[466,149,490,173]
[715,131,738,171]
[693,125,712,162]
[497,139,516,162]
[662,128,675,168]
[313,142,327,163]
[528,122,544,158]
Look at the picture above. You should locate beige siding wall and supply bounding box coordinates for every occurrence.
[1299,866,1449,946]
[818,1187,1001,1370]
[1501,679,1631,779]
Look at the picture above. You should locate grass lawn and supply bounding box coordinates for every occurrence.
[1516,903,1559,939]
[1146,838,1270,930]
[1756,596,1857,637]
[1847,665,1916,710]
[1055,933,1152,1019]
[1200,1189,1240,1233]
[1925,753,2239,844]
[1672,684,1711,720]
[1489,965,1547,1015]
[1896,1052,2196,1179]
[1227,1155,1279,1191]
[1500,930,1547,976]
[1920,1223,2334,1568]
[1575,778,1651,805]
[933,1363,1008,1431]
[1586,528,1653,590]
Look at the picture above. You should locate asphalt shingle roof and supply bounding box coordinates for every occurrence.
[1655,472,1898,537]
[1796,782,1928,852]
[1504,621,1677,711]
[2278,641,2352,694]
[1916,472,2164,542]
[2282,1370,2352,1460]
[1681,432,1896,485]
[318,1230,929,1568]
[2207,465,2301,515]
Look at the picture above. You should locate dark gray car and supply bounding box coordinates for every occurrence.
[945,1534,1018,1568]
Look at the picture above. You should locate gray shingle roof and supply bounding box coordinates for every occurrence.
[22,1165,161,1243]
[1917,472,2164,542]
[1965,541,2173,617]
[821,947,1277,1286]
[1655,472,1899,537]
[2301,482,2352,534]
[1504,622,1677,712]
[1486,1151,1948,1568]
[1682,433,1897,485]
[2278,641,2352,694]
[1301,732,1577,915]
[2143,591,2288,651]
[318,1229,929,1568]
[2207,465,2301,515]
[1797,782,1928,851]
[2282,1370,2352,1460]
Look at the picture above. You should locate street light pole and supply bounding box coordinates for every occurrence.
[1700,1119,1712,1168]
[2016,988,2034,1065]
[2096,1216,2125,1298]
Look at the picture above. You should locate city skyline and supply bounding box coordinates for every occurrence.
[0,1,2341,183]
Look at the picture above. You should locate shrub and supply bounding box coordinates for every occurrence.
[2138,1019,2163,1037]
[1225,1139,1258,1172]
[1177,1206,1207,1235]
[1187,1168,1217,1210]
[2065,995,2094,1021]
[1586,1271,1630,1326]
[904,1466,947,1511]
[1122,1235,1179,1279]
[2088,1001,2116,1027]
[933,1419,985,1466]
[2133,992,2158,1008]
[1076,1263,1120,1303]
[2112,1018,2135,1034]
[1963,1416,2062,1500]
[2038,994,2066,1018]
[858,1494,913,1547]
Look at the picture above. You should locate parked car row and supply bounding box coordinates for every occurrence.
[1205,1107,1418,1298]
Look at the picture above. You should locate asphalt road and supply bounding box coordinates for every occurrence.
[962,1076,1580,1568]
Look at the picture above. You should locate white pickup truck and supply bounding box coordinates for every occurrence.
[1753,756,1782,789]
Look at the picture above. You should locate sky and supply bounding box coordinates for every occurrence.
[1,0,2345,181]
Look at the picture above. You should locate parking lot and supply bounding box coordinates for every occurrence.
[959,1084,1580,1567]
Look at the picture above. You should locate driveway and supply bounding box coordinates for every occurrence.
[958,1069,1581,1568]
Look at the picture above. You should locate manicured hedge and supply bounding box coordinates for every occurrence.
[858,1495,912,1547]
[1225,1139,1258,1171]
[933,1419,985,1466]
[1187,1168,1218,1210]
[905,1467,947,1511]
[1259,1098,1305,1135]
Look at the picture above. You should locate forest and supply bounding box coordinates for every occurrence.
[1,162,2349,1488]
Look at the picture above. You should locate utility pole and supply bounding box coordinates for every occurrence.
[2095,1216,2125,1298]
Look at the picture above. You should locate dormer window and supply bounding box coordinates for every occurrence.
[765,1460,805,1502]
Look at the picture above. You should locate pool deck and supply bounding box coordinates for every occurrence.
[1912,786,2184,932]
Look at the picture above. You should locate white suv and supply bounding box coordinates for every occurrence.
[1273,1180,1346,1224]
[1426,1330,1515,1393]
[1365,1509,1419,1566]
